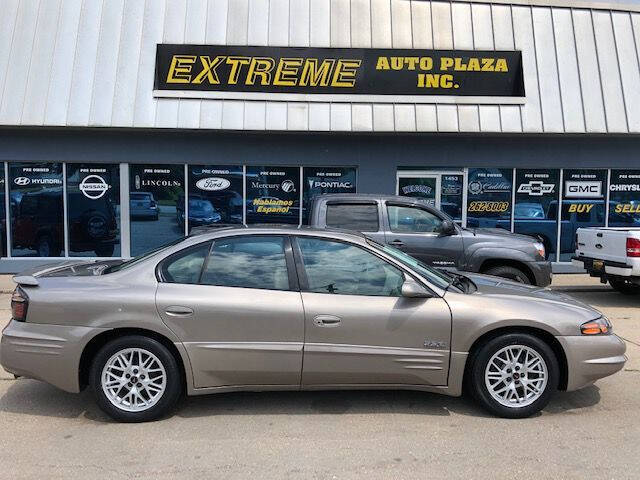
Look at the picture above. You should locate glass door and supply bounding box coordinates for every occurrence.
[397,171,464,221]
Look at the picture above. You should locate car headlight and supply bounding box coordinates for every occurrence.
[581,316,612,335]
[533,242,545,259]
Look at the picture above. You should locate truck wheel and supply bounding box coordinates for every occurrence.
[484,265,531,284]
[90,335,182,422]
[609,279,640,295]
[469,333,559,418]
[94,244,115,257]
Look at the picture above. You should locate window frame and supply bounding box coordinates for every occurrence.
[200,234,300,292]
[156,240,213,285]
[385,202,445,235]
[291,235,419,297]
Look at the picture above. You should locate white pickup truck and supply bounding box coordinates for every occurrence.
[573,227,640,294]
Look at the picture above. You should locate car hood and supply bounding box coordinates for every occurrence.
[460,272,601,322]
[469,228,539,245]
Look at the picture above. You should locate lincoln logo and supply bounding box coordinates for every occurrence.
[79,175,110,199]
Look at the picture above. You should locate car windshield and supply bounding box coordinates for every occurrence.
[131,193,150,201]
[104,237,187,274]
[366,239,453,290]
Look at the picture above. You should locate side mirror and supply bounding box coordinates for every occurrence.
[439,219,456,236]
[401,280,432,298]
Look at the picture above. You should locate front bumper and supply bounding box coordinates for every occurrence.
[1,320,106,393]
[557,334,627,391]
[527,260,553,287]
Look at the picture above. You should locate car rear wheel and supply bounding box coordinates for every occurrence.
[90,336,182,422]
[469,333,559,418]
[609,279,640,295]
[484,265,531,284]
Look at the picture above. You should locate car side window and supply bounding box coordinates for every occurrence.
[160,242,211,284]
[325,203,379,232]
[387,205,443,233]
[200,236,290,291]
[297,237,404,296]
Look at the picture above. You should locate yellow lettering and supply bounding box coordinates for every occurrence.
[440,57,454,71]
[225,56,251,84]
[615,204,623,213]
[245,57,276,85]
[166,55,196,83]
[467,58,480,71]
[300,59,335,86]
[405,57,419,70]
[331,59,361,87]
[273,58,304,86]
[419,57,433,70]
[481,58,494,71]
[192,55,226,84]
[375,56,389,70]
[495,58,508,72]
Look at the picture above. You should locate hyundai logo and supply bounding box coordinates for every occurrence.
[14,177,30,186]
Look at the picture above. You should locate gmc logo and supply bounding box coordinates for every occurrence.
[565,180,602,198]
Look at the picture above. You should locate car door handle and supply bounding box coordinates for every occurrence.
[389,239,404,247]
[164,305,194,317]
[313,315,342,327]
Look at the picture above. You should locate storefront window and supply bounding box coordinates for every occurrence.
[66,164,120,257]
[514,169,560,260]
[130,165,185,256]
[559,169,608,262]
[609,170,640,227]
[188,166,243,232]
[466,168,513,230]
[398,176,438,206]
[440,174,464,221]
[246,166,300,224]
[302,167,357,223]
[9,162,64,257]
[0,165,5,257]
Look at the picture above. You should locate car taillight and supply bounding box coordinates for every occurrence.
[11,288,29,322]
[627,238,640,257]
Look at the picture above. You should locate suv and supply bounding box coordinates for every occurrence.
[309,194,552,286]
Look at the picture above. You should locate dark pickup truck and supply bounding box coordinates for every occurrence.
[309,194,552,286]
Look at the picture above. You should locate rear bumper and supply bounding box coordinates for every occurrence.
[572,255,640,278]
[527,260,553,287]
[557,334,627,391]
[0,320,106,393]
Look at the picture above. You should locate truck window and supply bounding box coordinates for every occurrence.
[326,203,379,232]
[387,205,442,233]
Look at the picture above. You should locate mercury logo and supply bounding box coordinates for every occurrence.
[79,175,109,199]
[281,179,296,193]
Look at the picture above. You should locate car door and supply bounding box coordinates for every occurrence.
[294,236,452,387]
[156,235,304,389]
[383,202,464,268]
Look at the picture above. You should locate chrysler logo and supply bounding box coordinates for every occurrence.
[14,177,30,186]
[79,175,110,199]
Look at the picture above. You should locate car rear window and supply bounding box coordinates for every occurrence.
[325,203,379,232]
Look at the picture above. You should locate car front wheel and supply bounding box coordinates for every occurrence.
[469,333,559,418]
[484,265,531,284]
[90,336,182,422]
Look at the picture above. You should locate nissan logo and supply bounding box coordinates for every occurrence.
[79,175,110,199]
[14,177,30,186]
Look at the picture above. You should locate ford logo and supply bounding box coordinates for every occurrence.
[196,177,230,191]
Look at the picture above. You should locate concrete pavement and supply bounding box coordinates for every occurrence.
[0,276,638,479]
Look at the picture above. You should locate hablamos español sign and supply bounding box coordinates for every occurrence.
[153,45,525,104]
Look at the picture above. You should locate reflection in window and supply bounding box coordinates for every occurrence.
[387,205,443,233]
[466,168,513,230]
[559,169,608,261]
[298,237,404,296]
[514,169,560,261]
[130,165,185,256]
[160,242,210,284]
[326,204,379,231]
[0,166,5,257]
[609,170,640,228]
[246,166,300,225]
[188,166,243,232]
[9,163,64,257]
[302,167,357,223]
[200,236,289,290]
[67,164,120,257]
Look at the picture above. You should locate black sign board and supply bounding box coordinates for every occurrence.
[154,45,524,100]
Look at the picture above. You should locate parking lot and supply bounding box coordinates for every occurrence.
[0,275,638,480]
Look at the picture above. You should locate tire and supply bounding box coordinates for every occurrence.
[94,244,115,257]
[36,235,60,257]
[484,265,531,284]
[90,335,182,422]
[609,278,640,295]
[468,333,559,419]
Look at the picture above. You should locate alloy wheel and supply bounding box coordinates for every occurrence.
[101,348,167,412]
[484,345,548,408]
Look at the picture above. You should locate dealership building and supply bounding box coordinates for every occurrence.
[1,0,640,272]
